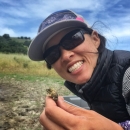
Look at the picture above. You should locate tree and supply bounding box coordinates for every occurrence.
[0,35,31,54]
[23,40,31,47]
[3,34,10,39]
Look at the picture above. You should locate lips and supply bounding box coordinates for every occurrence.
[68,61,83,73]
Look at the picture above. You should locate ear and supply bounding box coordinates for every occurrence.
[91,31,100,49]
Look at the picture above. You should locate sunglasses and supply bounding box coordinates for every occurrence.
[43,29,87,65]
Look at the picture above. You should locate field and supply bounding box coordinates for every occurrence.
[11,37,31,43]
[0,53,73,130]
[0,53,59,77]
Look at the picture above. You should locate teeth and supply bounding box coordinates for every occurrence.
[68,61,83,73]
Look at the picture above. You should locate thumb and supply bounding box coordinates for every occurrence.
[57,96,88,116]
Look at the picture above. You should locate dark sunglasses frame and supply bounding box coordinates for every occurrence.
[43,29,87,65]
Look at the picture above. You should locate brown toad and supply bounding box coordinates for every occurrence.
[46,88,58,101]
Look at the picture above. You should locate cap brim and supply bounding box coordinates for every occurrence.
[28,20,87,61]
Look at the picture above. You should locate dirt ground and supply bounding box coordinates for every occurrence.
[0,77,72,130]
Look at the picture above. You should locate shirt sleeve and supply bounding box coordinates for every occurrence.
[122,67,130,115]
[119,120,130,130]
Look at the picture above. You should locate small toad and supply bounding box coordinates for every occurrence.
[46,88,58,101]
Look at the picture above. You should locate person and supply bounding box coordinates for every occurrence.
[28,9,130,130]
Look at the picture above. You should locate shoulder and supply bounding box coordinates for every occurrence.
[113,50,130,60]
[112,50,130,66]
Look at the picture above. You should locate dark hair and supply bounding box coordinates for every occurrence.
[46,27,106,69]
[46,63,51,69]
[82,27,106,53]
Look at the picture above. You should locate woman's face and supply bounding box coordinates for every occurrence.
[46,29,100,84]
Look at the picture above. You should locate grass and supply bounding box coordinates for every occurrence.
[0,53,61,79]
[0,52,66,91]
[0,52,65,91]
[11,37,31,43]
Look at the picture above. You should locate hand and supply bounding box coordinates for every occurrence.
[40,96,123,130]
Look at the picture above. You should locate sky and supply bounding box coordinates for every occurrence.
[0,0,130,50]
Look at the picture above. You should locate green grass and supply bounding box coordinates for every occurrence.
[0,73,64,83]
[11,37,31,43]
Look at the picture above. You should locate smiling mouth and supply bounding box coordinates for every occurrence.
[68,61,83,73]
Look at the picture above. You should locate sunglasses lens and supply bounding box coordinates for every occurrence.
[44,46,60,65]
[61,30,84,50]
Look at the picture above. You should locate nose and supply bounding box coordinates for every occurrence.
[60,47,74,62]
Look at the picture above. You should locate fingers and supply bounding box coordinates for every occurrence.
[40,109,64,130]
[40,97,124,130]
[45,96,57,106]
[43,96,79,129]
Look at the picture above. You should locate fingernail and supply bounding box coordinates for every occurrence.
[58,96,64,102]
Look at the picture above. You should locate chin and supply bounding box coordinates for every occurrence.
[75,74,91,84]
[74,79,88,85]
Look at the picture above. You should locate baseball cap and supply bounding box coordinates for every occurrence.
[28,9,89,61]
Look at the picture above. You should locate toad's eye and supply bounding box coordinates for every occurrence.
[46,89,51,93]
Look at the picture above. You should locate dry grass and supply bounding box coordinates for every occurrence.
[0,53,60,77]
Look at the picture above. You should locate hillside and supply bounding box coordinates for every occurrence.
[0,35,32,54]
[11,37,31,43]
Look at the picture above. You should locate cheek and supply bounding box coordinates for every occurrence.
[52,63,60,72]
[52,62,70,80]
[52,62,64,74]
[80,37,98,53]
